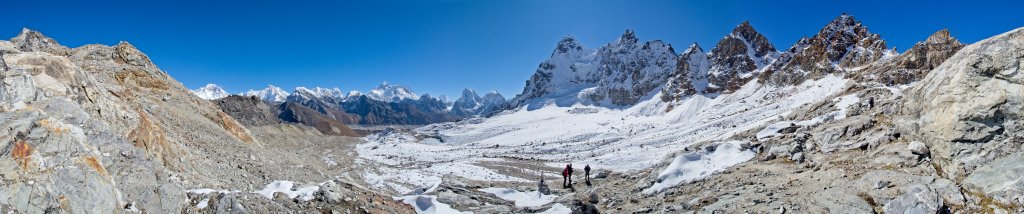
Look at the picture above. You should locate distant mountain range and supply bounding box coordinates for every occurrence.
[195,82,508,126]
[193,14,963,126]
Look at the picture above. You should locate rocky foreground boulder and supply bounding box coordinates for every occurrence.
[901,26,1024,207]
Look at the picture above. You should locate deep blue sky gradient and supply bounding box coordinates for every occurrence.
[3,0,1022,97]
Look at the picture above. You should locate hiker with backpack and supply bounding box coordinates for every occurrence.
[562,164,570,188]
[567,164,574,189]
[584,164,592,186]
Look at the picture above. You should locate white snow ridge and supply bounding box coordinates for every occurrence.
[243,85,290,102]
[191,83,229,100]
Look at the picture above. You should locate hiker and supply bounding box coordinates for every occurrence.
[562,164,570,188]
[567,164,574,189]
[584,164,592,186]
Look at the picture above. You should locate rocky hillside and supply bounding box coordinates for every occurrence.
[0,29,410,213]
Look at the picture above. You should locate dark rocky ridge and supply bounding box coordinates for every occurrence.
[852,29,965,85]
[761,14,889,85]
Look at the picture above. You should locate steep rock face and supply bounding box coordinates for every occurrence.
[450,88,483,117]
[854,29,965,85]
[588,30,678,106]
[900,27,1024,205]
[216,95,282,126]
[514,36,596,107]
[285,87,356,123]
[450,89,508,117]
[661,43,709,102]
[277,102,359,136]
[706,21,778,93]
[514,30,676,107]
[339,95,457,125]
[763,14,889,85]
[477,91,509,116]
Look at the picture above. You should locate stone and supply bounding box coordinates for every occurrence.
[791,152,805,163]
[907,141,929,156]
[883,184,943,214]
[875,180,890,189]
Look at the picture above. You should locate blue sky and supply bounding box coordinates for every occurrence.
[3,0,1022,98]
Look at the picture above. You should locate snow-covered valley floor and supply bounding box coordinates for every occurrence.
[354,76,851,203]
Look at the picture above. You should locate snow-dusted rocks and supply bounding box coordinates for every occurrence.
[661,43,710,102]
[450,88,508,117]
[514,30,677,107]
[514,36,597,107]
[10,28,71,56]
[706,21,778,93]
[243,85,290,102]
[191,83,229,100]
[764,14,890,85]
[855,29,964,85]
[590,30,678,106]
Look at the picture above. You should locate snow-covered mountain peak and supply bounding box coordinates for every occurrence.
[552,36,586,57]
[451,88,508,117]
[291,86,345,100]
[683,42,704,54]
[191,83,229,100]
[243,85,290,102]
[481,91,506,103]
[728,21,776,58]
[367,82,419,102]
[617,29,639,45]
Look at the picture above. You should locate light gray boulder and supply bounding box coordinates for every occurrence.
[883,184,943,214]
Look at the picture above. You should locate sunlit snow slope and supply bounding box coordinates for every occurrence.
[356,75,849,194]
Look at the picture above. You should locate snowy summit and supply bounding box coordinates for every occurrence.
[191,83,229,100]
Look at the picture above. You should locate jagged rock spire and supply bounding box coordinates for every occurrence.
[10,28,70,56]
[706,21,778,93]
[662,42,711,102]
[113,41,156,68]
[618,29,639,45]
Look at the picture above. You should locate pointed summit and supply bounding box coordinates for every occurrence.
[191,84,229,100]
[706,21,778,93]
[763,13,887,86]
[368,82,418,102]
[925,29,956,44]
[113,41,155,67]
[684,42,703,53]
[10,28,70,56]
[618,29,639,45]
[244,85,290,102]
[552,35,585,57]
[662,41,711,102]
[728,21,776,58]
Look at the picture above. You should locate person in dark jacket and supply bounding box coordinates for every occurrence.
[567,164,574,189]
[584,164,592,186]
[562,165,569,188]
